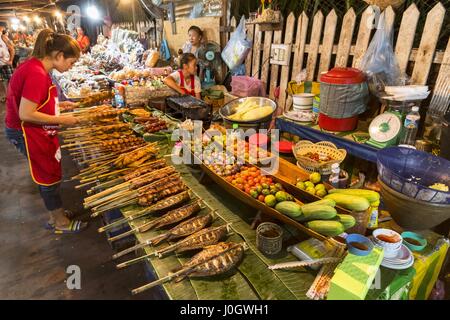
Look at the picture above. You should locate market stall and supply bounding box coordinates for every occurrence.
[43,0,450,301]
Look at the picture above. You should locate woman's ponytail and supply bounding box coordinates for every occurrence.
[32,29,81,59]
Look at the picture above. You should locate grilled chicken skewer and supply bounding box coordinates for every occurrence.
[84,167,176,208]
[90,176,186,217]
[131,242,246,295]
[112,212,214,259]
[86,159,167,195]
[97,191,192,233]
[89,174,183,214]
[109,200,203,243]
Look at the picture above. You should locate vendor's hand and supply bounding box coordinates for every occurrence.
[59,101,79,112]
[59,115,78,127]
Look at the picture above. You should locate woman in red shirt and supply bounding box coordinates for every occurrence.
[4,29,87,234]
[76,26,90,54]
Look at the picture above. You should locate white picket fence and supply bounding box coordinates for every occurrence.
[237,3,449,113]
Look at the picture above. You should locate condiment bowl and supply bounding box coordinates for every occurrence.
[346,234,373,256]
[401,231,427,252]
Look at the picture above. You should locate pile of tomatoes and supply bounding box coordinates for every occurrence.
[225,166,283,202]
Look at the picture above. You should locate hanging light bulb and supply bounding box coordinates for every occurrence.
[86,5,101,20]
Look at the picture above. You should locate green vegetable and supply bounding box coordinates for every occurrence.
[324,194,370,211]
[333,214,356,230]
[328,189,380,203]
[305,220,345,237]
[301,199,336,209]
[275,201,303,219]
[296,205,337,222]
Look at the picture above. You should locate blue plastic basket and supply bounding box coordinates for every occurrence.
[377,147,450,204]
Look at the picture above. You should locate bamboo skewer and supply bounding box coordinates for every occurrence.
[84,167,173,204]
[97,208,152,233]
[116,250,158,269]
[90,173,182,216]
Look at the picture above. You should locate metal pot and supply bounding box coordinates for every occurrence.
[219,96,277,130]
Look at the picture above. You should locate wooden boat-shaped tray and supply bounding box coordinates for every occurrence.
[190,152,328,241]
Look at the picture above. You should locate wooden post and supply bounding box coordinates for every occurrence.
[131,0,137,31]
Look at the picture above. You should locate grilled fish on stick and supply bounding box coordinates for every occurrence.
[108,200,203,244]
[131,242,245,295]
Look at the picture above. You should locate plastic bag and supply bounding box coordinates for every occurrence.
[221,16,252,71]
[231,75,266,97]
[160,39,171,61]
[189,2,203,19]
[359,12,406,98]
[145,49,160,68]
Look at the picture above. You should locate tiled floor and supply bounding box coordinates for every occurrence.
[0,105,163,299]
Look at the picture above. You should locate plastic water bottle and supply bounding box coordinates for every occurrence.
[329,163,340,188]
[399,106,420,146]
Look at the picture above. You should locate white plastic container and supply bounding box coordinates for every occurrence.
[293,93,315,106]
[293,104,313,111]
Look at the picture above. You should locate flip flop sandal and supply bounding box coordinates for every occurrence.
[54,220,88,234]
[44,221,55,230]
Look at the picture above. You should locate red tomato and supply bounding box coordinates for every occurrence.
[266,178,273,184]
[248,180,255,187]
[236,184,244,191]
[245,187,251,194]
[258,195,265,202]
[244,183,250,190]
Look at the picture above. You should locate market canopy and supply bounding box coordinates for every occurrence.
[0,0,57,22]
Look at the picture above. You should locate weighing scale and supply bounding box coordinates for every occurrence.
[367,96,426,149]
[367,110,403,148]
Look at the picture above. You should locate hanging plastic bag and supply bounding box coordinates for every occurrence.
[160,39,171,61]
[145,49,160,68]
[189,3,203,19]
[221,16,252,71]
[359,12,406,98]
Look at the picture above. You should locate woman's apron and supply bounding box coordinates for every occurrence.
[21,85,61,186]
[179,70,196,97]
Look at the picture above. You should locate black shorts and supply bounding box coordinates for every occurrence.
[0,64,13,81]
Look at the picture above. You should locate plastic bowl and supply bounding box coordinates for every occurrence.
[401,231,427,252]
[377,147,450,204]
[372,229,402,248]
[346,234,373,256]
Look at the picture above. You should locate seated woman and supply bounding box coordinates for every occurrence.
[164,53,201,100]
[76,26,90,54]
[181,26,204,58]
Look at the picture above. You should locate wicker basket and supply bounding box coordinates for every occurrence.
[293,141,347,174]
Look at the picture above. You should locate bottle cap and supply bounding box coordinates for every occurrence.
[412,106,419,112]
